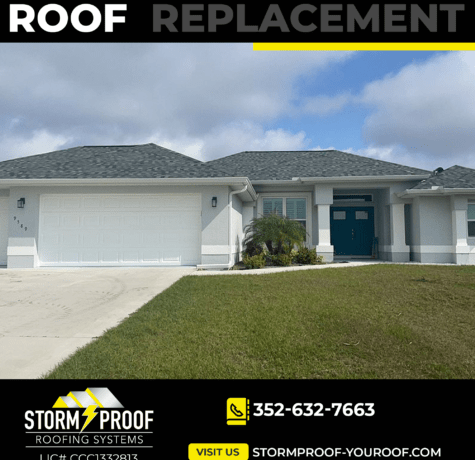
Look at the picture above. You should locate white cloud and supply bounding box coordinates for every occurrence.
[0,43,354,161]
[142,122,310,161]
[357,51,475,168]
[345,145,430,170]
[302,92,352,116]
[0,130,73,160]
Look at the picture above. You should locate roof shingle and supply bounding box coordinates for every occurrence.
[206,150,430,180]
[410,165,475,190]
[0,143,232,179]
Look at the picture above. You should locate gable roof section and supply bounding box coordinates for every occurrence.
[206,150,430,181]
[410,165,475,190]
[0,143,233,179]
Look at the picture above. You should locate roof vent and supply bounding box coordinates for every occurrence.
[432,167,444,176]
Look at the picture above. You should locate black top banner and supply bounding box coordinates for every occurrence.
[0,2,474,45]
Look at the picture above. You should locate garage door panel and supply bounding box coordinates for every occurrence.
[43,215,61,228]
[84,197,101,208]
[84,215,101,228]
[63,197,81,209]
[103,197,122,208]
[82,251,100,263]
[39,194,201,266]
[42,251,60,263]
[83,232,101,247]
[42,197,61,210]
[62,233,81,246]
[63,215,81,228]
[60,251,80,263]
[143,250,160,262]
[123,232,142,246]
[103,215,121,228]
[123,251,140,263]
[102,232,121,246]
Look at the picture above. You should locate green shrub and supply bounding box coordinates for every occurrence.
[294,247,325,265]
[243,213,308,256]
[242,253,266,269]
[271,253,293,266]
[294,247,317,264]
[242,239,264,257]
[290,248,298,262]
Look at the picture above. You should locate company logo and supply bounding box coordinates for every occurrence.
[52,387,125,432]
[24,387,154,450]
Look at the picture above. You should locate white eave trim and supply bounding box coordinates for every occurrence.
[251,175,429,185]
[397,187,475,198]
[0,176,250,185]
[0,176,258,201]
[296,174,430,183]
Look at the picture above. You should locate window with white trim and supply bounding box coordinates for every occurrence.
[263,197,307,229]
[468,204,475,237]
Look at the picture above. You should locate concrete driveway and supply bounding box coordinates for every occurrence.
[0,267,195,379]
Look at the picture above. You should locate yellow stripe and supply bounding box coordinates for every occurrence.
[253,43,475,51]
[86,388,104,408]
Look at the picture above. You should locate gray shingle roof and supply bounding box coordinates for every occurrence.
[410,165,475,190]
[0,143,232,179]
[206,150,430,180]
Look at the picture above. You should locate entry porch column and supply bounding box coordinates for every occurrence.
[314,185,334,262]
[451,196,470,264]
[316,204,334,262]
[388,203,410,262]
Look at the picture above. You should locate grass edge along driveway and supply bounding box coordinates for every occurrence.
[44,265,475,379]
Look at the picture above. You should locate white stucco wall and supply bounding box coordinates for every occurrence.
[410,194,475,264]
[417,196,452,245]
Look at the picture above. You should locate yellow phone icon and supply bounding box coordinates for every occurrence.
[231,404,243,417]
[227,398,249,425]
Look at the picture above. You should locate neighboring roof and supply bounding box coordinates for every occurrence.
[0,143,233,179]
[206,150,430,180]
[410,165,475,190]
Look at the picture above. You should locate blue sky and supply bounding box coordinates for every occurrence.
[0,44,473,172]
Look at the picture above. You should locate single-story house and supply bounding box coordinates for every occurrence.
[0,143,474,269]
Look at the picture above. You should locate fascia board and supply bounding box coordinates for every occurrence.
[397,187,475,198]
[297,175,430,183]
[0,177,258,200]
[250,179,301,185]
[0,176,251,186]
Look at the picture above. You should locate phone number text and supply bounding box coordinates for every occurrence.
[253,403,375,417]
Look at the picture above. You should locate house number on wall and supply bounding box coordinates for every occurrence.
[13,216,27,231]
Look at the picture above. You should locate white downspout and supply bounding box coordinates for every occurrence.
[228,185,248,268]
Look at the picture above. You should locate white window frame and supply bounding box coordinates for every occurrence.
[258,192,312,245]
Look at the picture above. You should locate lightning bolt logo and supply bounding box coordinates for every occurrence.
[81,405,98,432]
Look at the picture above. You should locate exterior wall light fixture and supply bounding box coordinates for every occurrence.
[212,197,217,207]
[17,198,25,208]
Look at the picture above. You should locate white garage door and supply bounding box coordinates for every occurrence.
[38,194,201,266]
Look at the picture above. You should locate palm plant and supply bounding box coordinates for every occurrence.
[242,212,308,256]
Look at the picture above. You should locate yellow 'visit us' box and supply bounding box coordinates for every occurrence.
[189,444,249,460]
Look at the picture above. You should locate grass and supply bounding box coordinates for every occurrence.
[44,265,475,379]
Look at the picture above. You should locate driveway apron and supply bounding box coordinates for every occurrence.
[0,267,195,379]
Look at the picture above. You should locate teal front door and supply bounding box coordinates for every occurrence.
[331,207,375,256]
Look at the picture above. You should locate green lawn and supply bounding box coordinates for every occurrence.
[44,265,475,379]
